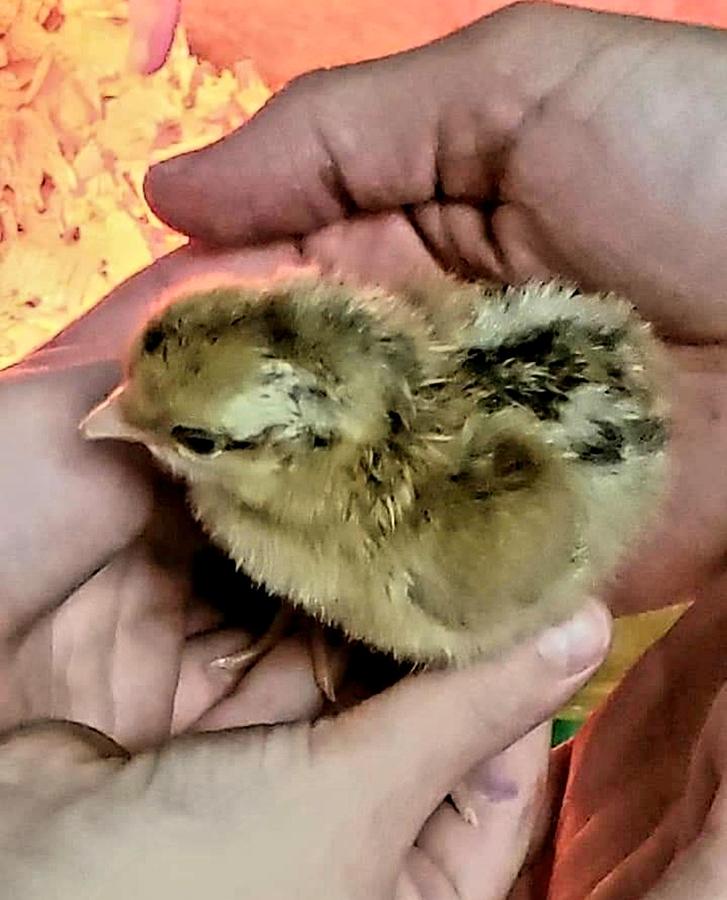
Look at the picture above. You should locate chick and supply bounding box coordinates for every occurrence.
[81,276,668,677]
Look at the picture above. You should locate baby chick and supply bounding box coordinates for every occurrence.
[81,276,668,676]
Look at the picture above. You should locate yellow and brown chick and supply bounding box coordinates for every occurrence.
[82,277,669,670]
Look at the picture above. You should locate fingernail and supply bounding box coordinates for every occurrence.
[536,600,611,676]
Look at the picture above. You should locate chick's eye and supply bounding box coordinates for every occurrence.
[171,425,223,456]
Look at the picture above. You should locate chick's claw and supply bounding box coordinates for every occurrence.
[210,608,344,706]
[210,606,294,672]
[310,624,339,704]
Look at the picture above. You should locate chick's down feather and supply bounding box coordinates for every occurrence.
[81,277,669,666]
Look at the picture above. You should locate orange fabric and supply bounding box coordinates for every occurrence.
[509,575,727,898]
[182,1,727,88]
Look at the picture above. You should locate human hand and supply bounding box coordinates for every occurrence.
[0,601,610,900]
[0,242,327,752]
[1,260,610,898]
[142,2,727,616]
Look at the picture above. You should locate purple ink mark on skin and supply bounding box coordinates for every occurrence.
[478,775,520,802]
[466,758,521,802]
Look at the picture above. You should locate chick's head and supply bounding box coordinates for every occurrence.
[82,280,428,509]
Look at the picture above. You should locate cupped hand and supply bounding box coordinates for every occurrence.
[0,242,323,751]
[1,235,608,899]
[0,602,610,900]
[143,2,727,615]
[16,7,723,748]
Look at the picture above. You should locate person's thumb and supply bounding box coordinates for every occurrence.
[315,599,611,843]
[143,4,586,248]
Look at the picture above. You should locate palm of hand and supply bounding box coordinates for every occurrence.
[1,284,563,899]
[0,395,220,749]
[0,339,327,748]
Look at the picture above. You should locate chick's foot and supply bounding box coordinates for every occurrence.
[210,608,342,705]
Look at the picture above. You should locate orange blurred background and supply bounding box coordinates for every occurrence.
[2,0,726,369]
[183,0,727,88]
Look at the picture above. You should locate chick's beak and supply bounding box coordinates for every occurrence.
[79,386,146,444]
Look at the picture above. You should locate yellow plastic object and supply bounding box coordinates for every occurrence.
[558,601,691,721]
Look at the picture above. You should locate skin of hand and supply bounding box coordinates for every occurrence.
[0,244,338,751]
[137,4,727,894]
[0,605,610,900]
[641,676,727,900]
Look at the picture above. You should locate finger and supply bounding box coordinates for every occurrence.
[0,719,129,769]
[0,720,127,797]
[317,600,611,843]
[12,540,188,750]
[674,683,727,851]
[632,708,727,899]
[128,0,181,74]
[172,628,254,734]
[397,849,454,900]
[143,8,553,246]
[0,364,155,640]
[404,201,511,282]
[144,4,626,248]
[642,809,727,900]
[416,724,551,900]
[302,213,442,287]
[490,203,563,284]
[193,636,347,732]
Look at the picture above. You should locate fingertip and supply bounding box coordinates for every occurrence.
[536,598,612,680]
[173,628,254,735]
[143,156,191,230]
[144,144,265,246]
